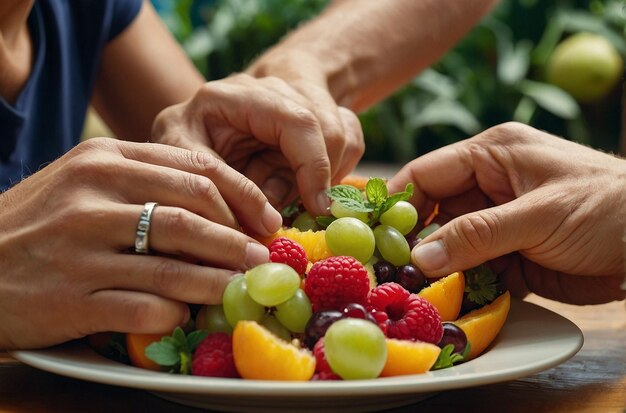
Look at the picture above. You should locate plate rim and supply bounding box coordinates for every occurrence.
[10,298,583,397]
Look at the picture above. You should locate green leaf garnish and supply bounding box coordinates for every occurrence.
[326,185,373,213]
[280,198,301,219]
[365,178,388,206]
[464,265,498,306]
[431,343,466,370]
[144,327,209,374]
[315,215,337,229]
[316,179,415,228]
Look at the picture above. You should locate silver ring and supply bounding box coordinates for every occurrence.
[135,202,158,254]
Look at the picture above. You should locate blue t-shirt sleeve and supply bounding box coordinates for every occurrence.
[107,0,143,41]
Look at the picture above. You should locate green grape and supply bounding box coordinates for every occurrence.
[379,201,418,235]
[373,224,411,266]
[324,318,387,380]
[222,275,265,327]
[274,289,312,333]
[260,315,292,342]
[330,201,369,223]
[416,223,441,239]
[325,217,375,263]
[196,305,233,334]
[245,263,301,307]
[292,211,321,232]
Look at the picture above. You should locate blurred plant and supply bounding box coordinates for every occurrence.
[154,0,625,161]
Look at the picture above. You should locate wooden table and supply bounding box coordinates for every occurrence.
[1,295,624,413]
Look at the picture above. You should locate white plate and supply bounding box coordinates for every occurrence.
[11,298,583,413]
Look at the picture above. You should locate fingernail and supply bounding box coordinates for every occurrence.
[246,242,269,268]
[412,240,449,273]
[317,191,331,214]
[261,202,283,234]
[262,176,291,206]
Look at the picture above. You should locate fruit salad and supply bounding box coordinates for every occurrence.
[89,177,511,381]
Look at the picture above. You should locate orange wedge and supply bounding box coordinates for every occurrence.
[232,321,315,381]
[339,175,370,190]
[418,271,465,321]
[126,333,165,371]
[257,228,332,263]
[453,291,511,360]
[380,339,441,377]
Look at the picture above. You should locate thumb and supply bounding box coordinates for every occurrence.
[411,197,549,277]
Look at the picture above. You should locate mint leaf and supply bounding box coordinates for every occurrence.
[431,344,465,370]
[144,327,209,374]
[316,215,336,228]
[145,340,179,367]
[281,199,301,219]
[187,330,209,352]
[465,265,498,305]
[326,185,373,213]
[365,178,388,206]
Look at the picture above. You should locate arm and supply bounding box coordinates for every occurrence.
[92,0,205,141]
[247,0,499,112]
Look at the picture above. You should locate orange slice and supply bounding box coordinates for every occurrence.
[126,333,166,371]
[453,291,511,360]
[380,339,441,377]
[258,228,332,263]
[418,271,465,321]
[232,321,315,381]
[339,175,369,190]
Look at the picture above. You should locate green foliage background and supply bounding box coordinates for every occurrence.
[153,0,625,162]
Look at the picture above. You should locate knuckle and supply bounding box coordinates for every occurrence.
[152,259,184,294]
[236,175,263,204]
[484,122,532,143]
[125,298,160,331]
[189,150,222,176]
[162,208,194,240]
[290,106,319,130]
[309,155,332,177]
[185,173,217,201]
[454,211,500,253]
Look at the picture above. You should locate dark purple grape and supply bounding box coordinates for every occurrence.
[460,293,481,316]
[395,264,426,293]
[438,322,468,354]
[340,303,368,319]
[373,260,397,284]
[408,236,423,250]
[304,310,343,349]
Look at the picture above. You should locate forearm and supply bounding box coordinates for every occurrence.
[248,0,498,112]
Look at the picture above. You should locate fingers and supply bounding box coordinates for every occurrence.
[115,141,282,236]
[410,191,563,277]
[111,204,269,270]
[87,290,190,334]
[104,254,237,304]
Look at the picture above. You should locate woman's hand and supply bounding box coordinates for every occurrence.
[151,74,364,216]
[0,138,282,349]
[388,122,626,305]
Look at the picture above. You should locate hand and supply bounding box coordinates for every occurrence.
[0,138,282,349]
[151,73,364,216]
[388,122,626,305]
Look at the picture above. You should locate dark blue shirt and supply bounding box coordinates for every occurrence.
[0,0,142,190]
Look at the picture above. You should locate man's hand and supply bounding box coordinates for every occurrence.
[0,138,282,349]
[151,74,364,216]
[388,122,626,305]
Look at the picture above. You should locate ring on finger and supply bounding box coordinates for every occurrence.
[135,202,159,254]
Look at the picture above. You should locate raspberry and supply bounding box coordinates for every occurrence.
[304,256,370,312]
[367,282,443,344]
[313,338,332,374]
[269,237,308,275]
[192,333,239,378]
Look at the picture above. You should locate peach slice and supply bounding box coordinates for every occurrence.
[417,271,465,321]
[258,228,332,263]
[453,291,511,360]
[380,339,441,377]
[232,321,315,381]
